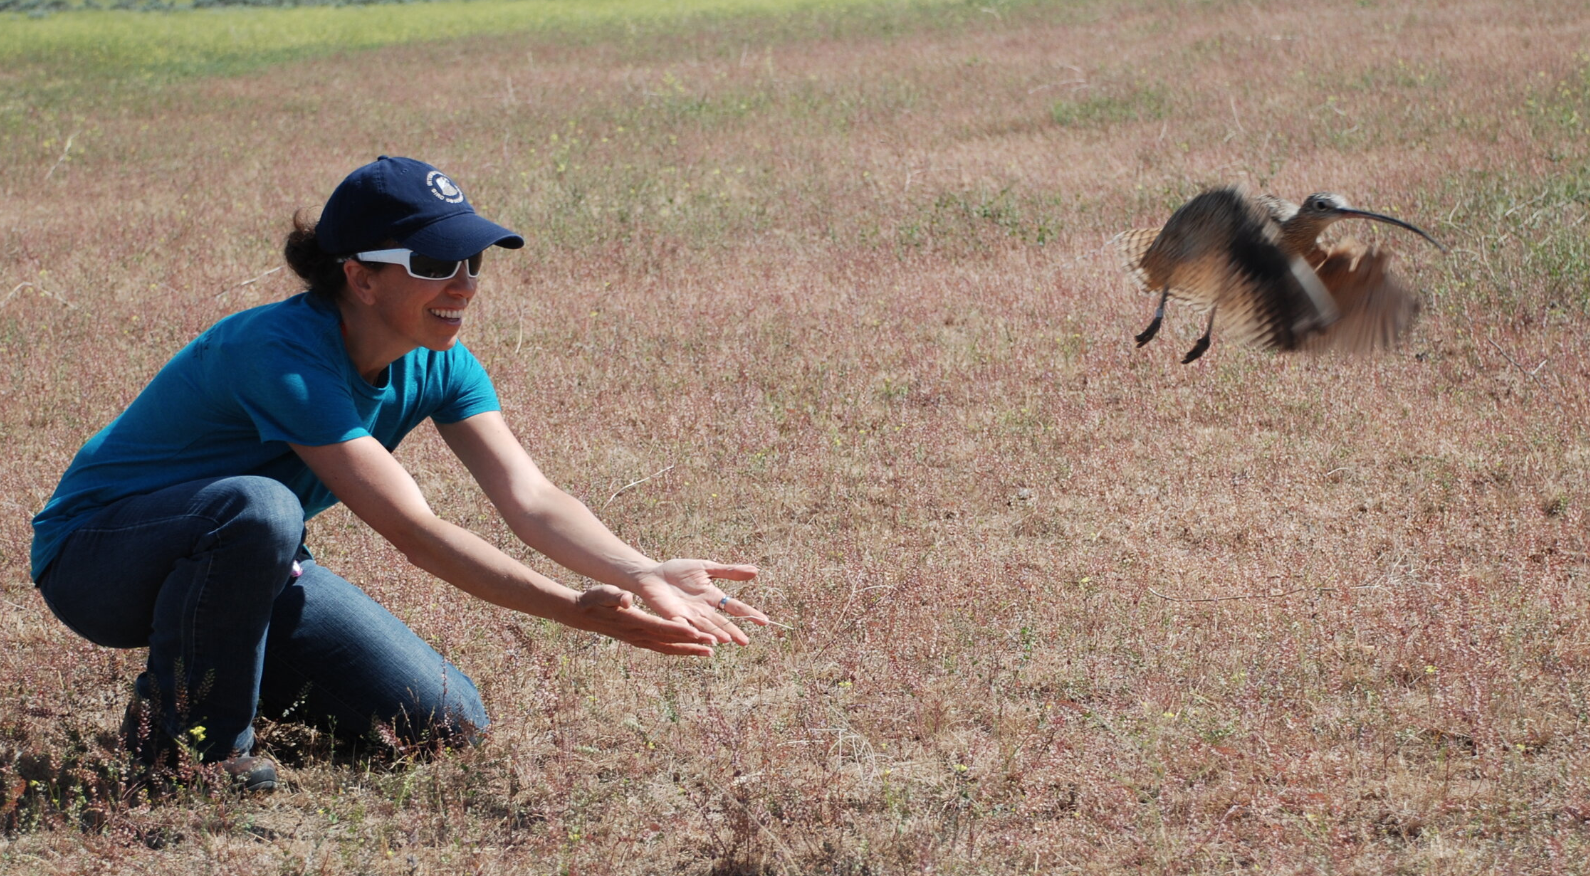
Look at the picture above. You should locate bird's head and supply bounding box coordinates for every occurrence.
[1299,192,1352,216]
[1289,193,1446,252]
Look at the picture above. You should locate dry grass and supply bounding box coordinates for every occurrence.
[3,0,1589,872]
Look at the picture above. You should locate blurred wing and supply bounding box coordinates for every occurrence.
[1299,240,1420,354]
[1206,254,1335,351]
[1111,226,1233,311]
[1110,227,1162,293]
[1256,194,1300,224]
[1290,256,1340,327]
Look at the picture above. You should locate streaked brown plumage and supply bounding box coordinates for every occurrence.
[1113,186,1443,362]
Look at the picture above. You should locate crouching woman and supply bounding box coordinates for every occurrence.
[30,156,766,791]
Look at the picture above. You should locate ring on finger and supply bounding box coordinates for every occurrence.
[717,595,731,611]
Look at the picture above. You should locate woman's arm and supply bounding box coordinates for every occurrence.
[435,412,768,644]
[290,436,720,656]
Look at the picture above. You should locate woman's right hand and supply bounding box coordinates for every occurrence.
[564,584,720,656]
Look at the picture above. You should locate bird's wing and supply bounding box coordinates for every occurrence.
[1202,254,1334,350]
[1290,255,1340,327]
[1256,194,1300,224]
[1111,226,1222,310]
[1299,240,1420,353]
[1110,227,1162,293]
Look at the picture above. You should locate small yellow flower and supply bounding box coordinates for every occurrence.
[188,725,207,741]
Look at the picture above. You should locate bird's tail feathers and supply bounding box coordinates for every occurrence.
[1109,227,1161,293]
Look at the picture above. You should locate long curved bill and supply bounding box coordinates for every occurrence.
[1338,208,1447,253]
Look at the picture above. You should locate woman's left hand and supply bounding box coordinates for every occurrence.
[631,559,768,645]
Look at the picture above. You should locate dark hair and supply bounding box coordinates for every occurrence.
[283,209,348,302]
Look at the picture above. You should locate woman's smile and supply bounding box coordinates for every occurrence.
[429,306,466,325]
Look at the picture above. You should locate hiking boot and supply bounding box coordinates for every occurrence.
[120,693,279,793]
[219,754,278,793]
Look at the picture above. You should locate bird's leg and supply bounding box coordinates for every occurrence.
[1135,289,1169,347]
[1181,306,1216,364]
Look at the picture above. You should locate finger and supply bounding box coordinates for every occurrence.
[706,593,770,631]
[702,563,759,582]
[577,585,633,610]
[718,596,770,625]
[716,619,752,646]
[681,609,739,645]
[662,598,740,645]
[696,604,756,646]
[636,640,715,657]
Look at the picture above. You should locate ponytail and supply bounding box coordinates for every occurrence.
[283,210,347,302]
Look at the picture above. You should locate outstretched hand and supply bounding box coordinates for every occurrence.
[631,559,767,646]
[562,584,721,656]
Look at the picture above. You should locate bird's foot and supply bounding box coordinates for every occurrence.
[1134,316,1163,347]
[1180,336,1211,363]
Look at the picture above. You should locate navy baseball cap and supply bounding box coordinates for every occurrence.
[316,156,524,260]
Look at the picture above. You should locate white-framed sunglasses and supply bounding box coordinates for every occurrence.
[352,248,483,280]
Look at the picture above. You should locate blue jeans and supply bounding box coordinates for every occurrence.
[36,475,488,761]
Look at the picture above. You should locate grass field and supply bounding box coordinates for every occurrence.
[2,0,1589,872]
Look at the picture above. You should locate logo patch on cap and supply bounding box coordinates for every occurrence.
[427,171,465,204]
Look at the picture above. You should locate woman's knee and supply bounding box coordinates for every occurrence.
[261,566,488,750]
[199,476,304,555]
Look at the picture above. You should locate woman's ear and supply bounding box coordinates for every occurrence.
[342,258,380,306]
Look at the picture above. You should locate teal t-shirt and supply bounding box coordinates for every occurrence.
[30,292,500,580]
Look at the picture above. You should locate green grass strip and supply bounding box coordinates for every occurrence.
[1,0,977,82]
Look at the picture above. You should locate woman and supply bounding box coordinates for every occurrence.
[30,156,766,792]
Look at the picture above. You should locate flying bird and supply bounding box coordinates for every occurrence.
[1112,186,1445,363]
